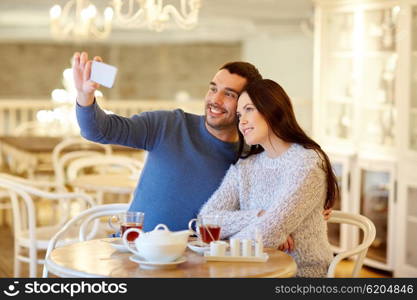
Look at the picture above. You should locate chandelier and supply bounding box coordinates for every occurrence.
[112,0,202,32]
[49,0,114,41]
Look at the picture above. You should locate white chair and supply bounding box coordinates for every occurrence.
[0,174,94,277]
[327,210,376,278]
[43,203,129,278]
[67,155,143,179]
[0,173,57,190]
[0,173,56,225]
[53,151,107,192]
[66,155,143,204]
[52,137,112,190]
[0,189,12,225]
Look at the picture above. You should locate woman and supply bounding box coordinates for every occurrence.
[199,79,339,277]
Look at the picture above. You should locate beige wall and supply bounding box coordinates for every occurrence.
[243,32,314,133]
[0,42,241,100]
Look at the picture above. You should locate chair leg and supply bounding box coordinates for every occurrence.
[352,251,367,277]
[42,264,49,278]
[29,247,37,278]
[14,246,21,278]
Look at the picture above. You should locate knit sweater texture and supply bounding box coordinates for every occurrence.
[200,143,333,277]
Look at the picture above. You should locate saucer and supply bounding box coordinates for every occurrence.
[103,238,132,252]
[129,255,187,269]
[187,240,210,254]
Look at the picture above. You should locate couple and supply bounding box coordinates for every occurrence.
[73,52,338,277]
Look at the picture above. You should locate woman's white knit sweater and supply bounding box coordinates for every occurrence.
[199,143,333,277]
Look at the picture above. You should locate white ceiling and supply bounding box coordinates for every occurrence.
[0,0,313,43]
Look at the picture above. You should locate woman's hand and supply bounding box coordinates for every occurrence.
[323,208,332,221]
[277,209,331,252]
[72,51,102,107]
[257,209,295,252]
[278,235,294,252]
[257,209,266,217]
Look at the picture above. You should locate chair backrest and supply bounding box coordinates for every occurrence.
[0,189,12,213]
[327,210,376,277]
[0,173,57,190]
[54,151,106,190]
[66,155,144,182]
[43,203,129,277]
[0,174,95,247]
[52,137,112,189]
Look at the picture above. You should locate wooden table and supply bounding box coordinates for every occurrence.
[69,174,137,194]
[45,238,297,278]
[0,136,144,176]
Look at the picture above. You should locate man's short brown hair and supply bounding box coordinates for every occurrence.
[220,61,262,86]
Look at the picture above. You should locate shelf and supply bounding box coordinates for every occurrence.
[367,243,387,264]
[364,257,391,272]
[408,216,417,223]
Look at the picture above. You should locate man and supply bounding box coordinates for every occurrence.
[73,52,262,232]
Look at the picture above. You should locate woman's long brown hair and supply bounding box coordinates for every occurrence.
[237,79,339,209]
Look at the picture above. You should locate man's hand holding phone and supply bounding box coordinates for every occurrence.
[72,51,117,107]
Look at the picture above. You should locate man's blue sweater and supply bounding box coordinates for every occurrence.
[76,103,238,231]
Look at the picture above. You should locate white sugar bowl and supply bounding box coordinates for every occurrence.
[122,224,191,262]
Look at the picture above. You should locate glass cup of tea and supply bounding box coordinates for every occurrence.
[109,211,144,242]
[188,214,221,245]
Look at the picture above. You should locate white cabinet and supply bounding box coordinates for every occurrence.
[353,158,397,271]
[313,1,399,155]
[313,0,417,275]
[409,5,417,154]
[327,151,355,252]
[396,164,417,276]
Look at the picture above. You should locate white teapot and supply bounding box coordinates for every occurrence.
[122,224,191,262]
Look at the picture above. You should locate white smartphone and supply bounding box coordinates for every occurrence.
[90,61,118,88]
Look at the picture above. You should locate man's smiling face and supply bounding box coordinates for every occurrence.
[204,69,247,132]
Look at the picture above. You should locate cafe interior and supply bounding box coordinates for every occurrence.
[0,0,416,278]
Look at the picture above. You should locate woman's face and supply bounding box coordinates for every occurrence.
[237,92,270,146]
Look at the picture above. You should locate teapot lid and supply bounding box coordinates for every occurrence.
[140,224,183,244]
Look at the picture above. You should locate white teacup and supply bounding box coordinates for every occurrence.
[188,215,221,245]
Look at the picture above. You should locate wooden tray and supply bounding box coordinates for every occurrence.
[204,251,269,262]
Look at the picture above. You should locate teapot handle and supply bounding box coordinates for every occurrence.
[122,228,142,256]
[154,224,169,231]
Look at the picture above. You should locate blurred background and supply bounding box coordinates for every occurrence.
[0,0,314,130]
